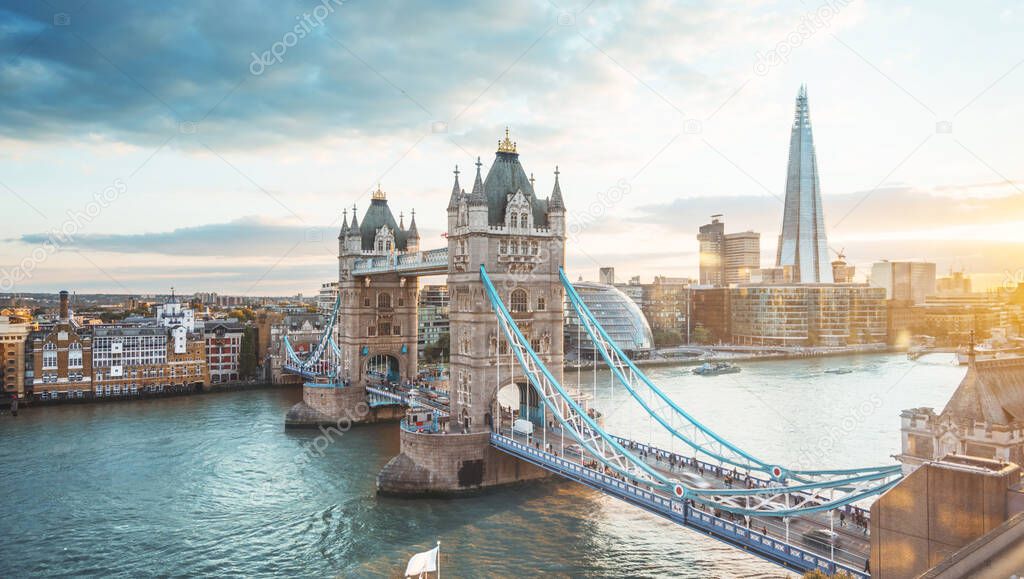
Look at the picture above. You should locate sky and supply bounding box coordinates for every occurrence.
[1,0,1023,295]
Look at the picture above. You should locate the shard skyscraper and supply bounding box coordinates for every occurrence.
[775,85,833,283]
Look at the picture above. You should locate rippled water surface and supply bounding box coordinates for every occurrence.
[0,353,964,578]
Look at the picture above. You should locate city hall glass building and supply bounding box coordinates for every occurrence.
[564,281,654,358]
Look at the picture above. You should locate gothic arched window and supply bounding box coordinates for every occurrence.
[510,289,528,313]
[520,213,528,228]
[377,292,391,309]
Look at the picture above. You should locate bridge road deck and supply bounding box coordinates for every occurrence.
[500,422,871,572]
[370,381,871,571]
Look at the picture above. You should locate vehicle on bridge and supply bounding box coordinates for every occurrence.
[513,419,534,436]
[803,528,840,552]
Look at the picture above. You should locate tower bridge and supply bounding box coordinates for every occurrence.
[281,130,894,576]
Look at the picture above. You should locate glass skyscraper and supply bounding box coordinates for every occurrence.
[776,85,833,283]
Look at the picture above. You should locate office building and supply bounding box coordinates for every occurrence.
[699,216,760,287]
[870,260,937,304]
[775,85,833,283]
[730,284,886,347]
[724,231,760,285]
[937,269,972,295]
[698,215,725,286]
[689,287,731,344]
[417,285,449,359]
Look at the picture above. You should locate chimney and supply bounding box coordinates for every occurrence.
[59,290,69,321]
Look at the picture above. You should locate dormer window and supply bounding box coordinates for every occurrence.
[374,225,395,253]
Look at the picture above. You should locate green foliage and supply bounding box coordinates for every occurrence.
[239,327,258,378]
[229,307,256,323]
[423,332,450,363]
[690,325,712,345]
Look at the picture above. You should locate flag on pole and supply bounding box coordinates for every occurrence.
[403,543,439,578]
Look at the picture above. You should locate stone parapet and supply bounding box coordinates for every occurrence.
[377,429,549,495]
[285,384,403,428]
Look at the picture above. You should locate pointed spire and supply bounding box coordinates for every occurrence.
[408,209,420,239]
[447,164,462,210]
[468,156,487,205]
[339,209,349,238]
[349,203,359,231]
[399,211,405,230]
[549,165,564,210]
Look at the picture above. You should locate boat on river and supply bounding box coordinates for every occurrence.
[692,362,741,376]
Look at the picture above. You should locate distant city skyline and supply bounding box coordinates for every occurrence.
[2,1,1024,294]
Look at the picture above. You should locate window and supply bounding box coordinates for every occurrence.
[393,325,401,335]
[378,322,391,336]
[377,293,391,309]
[520,213,528,228]
[68,342,83,368]
[363,296,371,307]
[367,326,377,337]
[510,289,528,313]
[531,338,541,352]
[537,296,546,311]
[42,343,57,369]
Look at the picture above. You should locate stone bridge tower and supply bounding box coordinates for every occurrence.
[335,186,420,388]
[378,129,566,493]
[446,130,566,432]
[286,185,420,427]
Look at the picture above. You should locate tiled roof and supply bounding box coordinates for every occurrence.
[941,356,1024,425]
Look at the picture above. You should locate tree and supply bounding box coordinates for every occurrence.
[229,307,256,323]
[423,332,450,363]
[239,327,258,378]
[690,325,712,345]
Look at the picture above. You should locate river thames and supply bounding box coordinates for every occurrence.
[0,353,964,578]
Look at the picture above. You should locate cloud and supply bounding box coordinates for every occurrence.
[11,214,446,259]
[14,216,331,257]
[629,180,1024,242]
[0,0,804,151]
[0,1,641,148]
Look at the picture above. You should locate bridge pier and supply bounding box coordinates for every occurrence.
[377,429,549,495]
[285,383,404,428]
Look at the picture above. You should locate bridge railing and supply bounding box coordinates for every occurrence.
[614,437,872,524]
[352,247,449,275]
[490,432,867,578]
